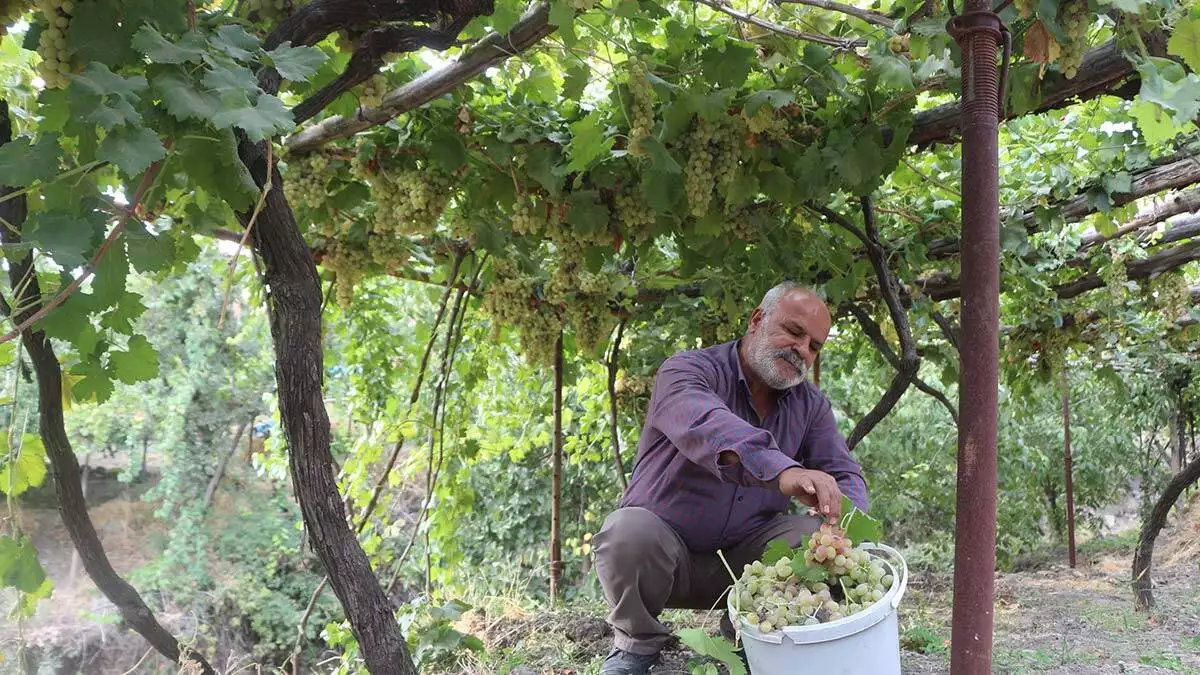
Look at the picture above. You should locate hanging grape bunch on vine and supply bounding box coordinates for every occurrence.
[612,184,655,247]
[684,115,745,218]
[1056,0,1091,79]
[359,74,389,109]
[283,152,338,223]
[625,58,655,156]
[481,260,564,366]
[34,0,76,89]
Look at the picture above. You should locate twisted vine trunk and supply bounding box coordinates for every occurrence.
[1133,452,1200,609]
[234,138,416,675]
[0,101,215,675]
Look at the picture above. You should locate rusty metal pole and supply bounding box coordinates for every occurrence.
[1062,367,1077,568]
[550,331,565,603]
[947,4,1006,673]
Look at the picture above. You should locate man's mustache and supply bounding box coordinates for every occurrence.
[777,350,806,373]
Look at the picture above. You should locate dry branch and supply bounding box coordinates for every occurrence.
[770,0,894,28]
[692,0,867,48]
[286,3,554,153]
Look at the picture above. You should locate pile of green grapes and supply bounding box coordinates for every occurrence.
[731,524,894,633]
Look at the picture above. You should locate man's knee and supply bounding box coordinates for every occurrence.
[593,507,681,574]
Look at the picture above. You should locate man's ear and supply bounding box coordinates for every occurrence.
[748,307,764,333]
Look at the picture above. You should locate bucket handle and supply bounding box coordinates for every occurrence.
[859,542,908,609]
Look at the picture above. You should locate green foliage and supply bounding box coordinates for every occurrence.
[676,628,747,675]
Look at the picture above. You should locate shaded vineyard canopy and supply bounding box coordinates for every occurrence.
[0,0,1198,672]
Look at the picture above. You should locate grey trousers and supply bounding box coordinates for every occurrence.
[593,506,822,655]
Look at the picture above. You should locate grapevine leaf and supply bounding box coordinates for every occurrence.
[34,294,94,345]
[72,359,115,404]
[565,111,614,174]
[490,1,522,34]
[562,64,590,101]
[211,25,262,61]
[100,292,148,334]
[701,43,755,89]
[1130,100,1190,145]
[202,61,261,96]
[637,136,681,174]
[90,244,130,310]
[0,135,61,188]
[743,89,796,116]
[67,0,137,66]
[840,495,884,543]
[10,577,53,620]
[177,131,259,211]
[676,629,747,675]
[109,335,159,385]
[0,536,48,594]
[428,131,467,172]
[1022,20,1057,64]
[760,537,794,565]
[1168,18,1200,72]
[153,70,221,121]
[24,210,104,270]
[641,169,683,213]
[1103,171,1133,195]
[791,559,829,583]
[265,41,327,82]
[0,435,48,498]
[565,190,611,236]
[132,25,207,64]
[871,52,914,90]
[124,0,190,34]
[98,126,165,178]
[758,164,795,204]
[524,144,566,197]
[71,62,148,99]
[211,93,296,142]
[548,0,577,45]
[125,226,177,273]
[37,89,71,134]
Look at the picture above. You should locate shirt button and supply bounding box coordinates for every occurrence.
[737,496,744,502]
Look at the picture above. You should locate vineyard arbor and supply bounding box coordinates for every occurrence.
[0,0,1198,672]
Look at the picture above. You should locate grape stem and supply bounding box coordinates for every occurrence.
[716,548,738,584]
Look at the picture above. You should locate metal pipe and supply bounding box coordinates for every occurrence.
[947,4,1003,672]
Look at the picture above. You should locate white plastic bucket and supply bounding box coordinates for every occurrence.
[726,543,909,675]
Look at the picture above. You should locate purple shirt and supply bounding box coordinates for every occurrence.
[620,339,869,552]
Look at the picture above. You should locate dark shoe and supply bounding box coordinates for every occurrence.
[599,648,661,675]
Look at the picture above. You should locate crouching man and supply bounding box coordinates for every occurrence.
[593,282,869,674]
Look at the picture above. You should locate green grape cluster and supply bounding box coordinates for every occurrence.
[366,166,454,236]
[35,0,75,89]
[360,74,388,109]
[731,524,894,634]
[626,59,654,156]
[283,153,336,219]
[322,241,371,309]
[684,117,719,218]
[564,270,620,353]
[613,185,655,247]
[713,116,745,195]
[481,267,563,366]
[744,107,790,142]
[726,208,759,242]
[1102,250,1129,304]
[1056,0,1090,79]
[511,196,546,236]
[1155,274,1191,320]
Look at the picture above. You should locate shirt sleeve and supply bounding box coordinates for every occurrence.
[801,390,870,512]
[648,356,800,489]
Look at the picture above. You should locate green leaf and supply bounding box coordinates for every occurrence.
[109,335,159,384]
[701,43,755,89]
[1168,18,1200,72]
[100,292,148,334]
[1131,99,1191,145]
[1103,171,1133,195]
[25,210,104,270]
[0,535,48,593]
[428,131,467,172]
[743,89,796,116]
[840,495,884,543]
[565,190,611,236]
[132,25,207,64]
[548,0,577,45]
[212,25,262,61]
[124,0,190,34]
[0,135,60,188]
[202,61,261,95]
[791,558,830,583]
[176,130,259,211]
[153,70,222,121]
[565,111,614,174]
[637,136,681,174]
[524,144,566,197]
[760,537,793,565]
[0,435,48,498]
[67,0,137,66]
[90,244,129,310]
[675,629,747,675]
[211,93,296,142]
[72,359,115,404]
[126,226,176,273]
[266,41,327,82]
[71,62,148,99]
[10,577,52,620]
[871,52,914,90]
[99,126,166,178]
[562,64,590,101]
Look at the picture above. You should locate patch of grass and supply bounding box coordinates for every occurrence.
[1139,651,1185,671]
[1184,634,1200,653]
[900,622,947,655]
[1078,530,1140,557]
[1079,605,1149,633]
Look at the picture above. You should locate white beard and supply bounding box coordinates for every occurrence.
[746,330,808,390]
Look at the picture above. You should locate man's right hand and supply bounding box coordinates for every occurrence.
[778,467,843,522]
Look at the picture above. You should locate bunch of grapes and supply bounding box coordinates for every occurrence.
[283,152,336,217]
[726,208,759,242]
[360,74,388,110]
[481,268,563,366]
[366,166,454,237]
[1102,249,1129,304]
[684,117,719,218]
[714,116,745,196]
[613,184,655,247]
[743,107,790,143]
[1056,0,1091,79]
[563,270,621,352]
[35,0,76,89]
[511,196,546,236]
[321,241,372,309]
[1155,274,1192,320]
[731,525,894,634]
[626,59,655,156]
